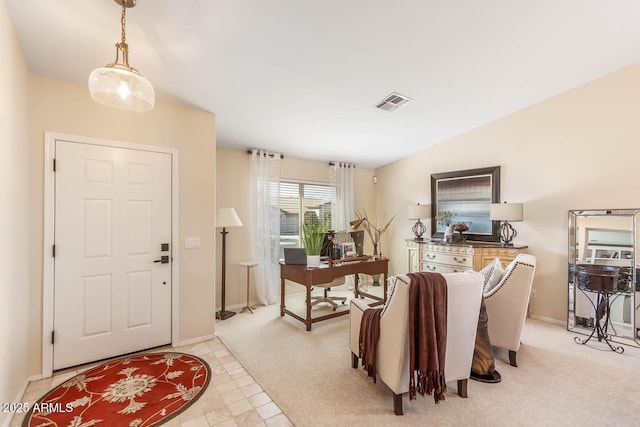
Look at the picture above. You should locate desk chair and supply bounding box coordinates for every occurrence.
[311,277,347,310]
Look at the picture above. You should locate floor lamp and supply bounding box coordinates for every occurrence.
[216,207,243,320]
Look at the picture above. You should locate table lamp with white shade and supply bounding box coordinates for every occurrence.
[408,203,431,241]
[490,202,523,246]
[216,207,243,320]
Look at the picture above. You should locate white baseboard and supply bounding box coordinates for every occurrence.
[217,285,362,313]
[217,300,266,311]
[222,302,252,311]
[530,313,566,326]
[217,286,310,313]
[1,374,43,427]
[177,334,216,347]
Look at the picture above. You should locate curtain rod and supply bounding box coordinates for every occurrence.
[246,149,284,159]
[329,162,356,168]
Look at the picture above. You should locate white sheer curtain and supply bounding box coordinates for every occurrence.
[330,162,355,230]
[250,149,281,306]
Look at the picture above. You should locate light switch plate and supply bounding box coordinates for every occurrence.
[185,237,201,249]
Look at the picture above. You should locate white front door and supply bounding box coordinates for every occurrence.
[53,140,172,370]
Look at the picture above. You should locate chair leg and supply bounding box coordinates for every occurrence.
[457,379,468,398]
[310,288,346,310]
[393,393,403,415]
[351,352,359,369]
[509,350,518,367]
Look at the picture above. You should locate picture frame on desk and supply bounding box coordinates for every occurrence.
[430,166,501,243]
[340,242,357,258]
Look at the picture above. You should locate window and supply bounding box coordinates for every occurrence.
[279,181,335,257]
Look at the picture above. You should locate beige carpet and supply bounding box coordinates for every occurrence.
[217,287,640,426]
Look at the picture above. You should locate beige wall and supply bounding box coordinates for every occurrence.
[24,76,216,377]
[215,148,376,307]
[215,149,252,307]
[0,2,32,424]
[377,63,640,323]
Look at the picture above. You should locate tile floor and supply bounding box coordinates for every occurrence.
[9,338,293,427]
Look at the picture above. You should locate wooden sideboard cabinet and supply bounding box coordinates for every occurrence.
[406,239,528,274]
[408,241,420,273]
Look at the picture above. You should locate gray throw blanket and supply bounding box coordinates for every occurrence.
[407,272,448,403]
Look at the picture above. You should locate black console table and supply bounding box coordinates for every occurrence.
[573,265,627,353]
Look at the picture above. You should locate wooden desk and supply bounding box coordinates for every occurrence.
[280,258,389,331]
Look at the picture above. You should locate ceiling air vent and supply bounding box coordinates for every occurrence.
[374,92,413,112]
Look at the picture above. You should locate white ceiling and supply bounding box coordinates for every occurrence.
[6,0,640,169]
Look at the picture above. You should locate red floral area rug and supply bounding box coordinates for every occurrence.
[23,352,211,427]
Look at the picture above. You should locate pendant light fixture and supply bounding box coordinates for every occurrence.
[88,0,155,112]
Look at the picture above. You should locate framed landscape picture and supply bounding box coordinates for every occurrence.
[430,166,501,242]
[340,242,357,258]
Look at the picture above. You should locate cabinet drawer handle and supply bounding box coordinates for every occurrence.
[427,264,437,271]
[426,254,436,260]
[453,257,467,264]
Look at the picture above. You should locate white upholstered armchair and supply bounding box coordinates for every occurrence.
[484,253,537,367]
[350,271,484,415]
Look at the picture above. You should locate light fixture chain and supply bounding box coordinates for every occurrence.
[120,0,127,44]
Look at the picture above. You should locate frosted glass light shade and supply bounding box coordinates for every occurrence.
[408,204,431,219]
[216,208,243,228]
[89,67,155,112]
[490,203,523,222]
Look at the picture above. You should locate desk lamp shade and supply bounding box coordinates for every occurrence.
[490,202,523,245]
[350,218,366,230]
[216,207,242,320]
[408,203,430,240]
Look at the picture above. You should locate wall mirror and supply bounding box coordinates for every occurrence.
[568,209,639,349]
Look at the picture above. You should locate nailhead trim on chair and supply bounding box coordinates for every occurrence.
[483,261,535,300]
[380,275,408,317]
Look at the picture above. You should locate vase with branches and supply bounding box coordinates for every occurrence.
[354,210,396,258]
[436,210,455,227]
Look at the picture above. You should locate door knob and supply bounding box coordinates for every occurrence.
[154,255,170,264]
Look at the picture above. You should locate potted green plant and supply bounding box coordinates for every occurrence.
[302,221,328,267]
